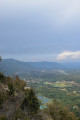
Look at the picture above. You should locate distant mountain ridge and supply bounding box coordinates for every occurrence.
[0,59,80,75]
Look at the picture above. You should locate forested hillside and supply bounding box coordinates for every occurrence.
[1,59,80,75]
[0,73,78,120]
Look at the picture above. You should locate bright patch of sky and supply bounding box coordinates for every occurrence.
[0,0,80,62]
[57,51,80,61]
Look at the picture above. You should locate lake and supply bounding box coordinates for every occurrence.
[37,95,50,109]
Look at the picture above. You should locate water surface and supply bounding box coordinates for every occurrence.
[37,95,50,109]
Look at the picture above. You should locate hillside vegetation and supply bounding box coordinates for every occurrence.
[0,73,78,120]
[1,59,80,75]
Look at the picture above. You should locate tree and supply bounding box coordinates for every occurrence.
[21,89,40,115]
[0,73,5,82]
[7,83,15,96]
[44,101,77,120]
[14,75,26,92]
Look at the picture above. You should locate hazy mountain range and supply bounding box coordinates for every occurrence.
[0,59,80,75]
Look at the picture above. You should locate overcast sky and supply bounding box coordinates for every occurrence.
[0,0,80,62]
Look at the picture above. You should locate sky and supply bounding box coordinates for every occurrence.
[0,0,80,62]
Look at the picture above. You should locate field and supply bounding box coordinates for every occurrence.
[44,81,72,87]
[20,70,80,117]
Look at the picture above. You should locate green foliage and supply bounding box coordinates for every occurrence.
[0,73,5,82]
[21,89,40,115]
[27,70,80,117]
[7,83,15,96]
[0,72,79,120]
[0,73,41,120]
[14,111,30,120]
[44,101,77,120]
[0,115,8,120]
[14,75,26,92]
